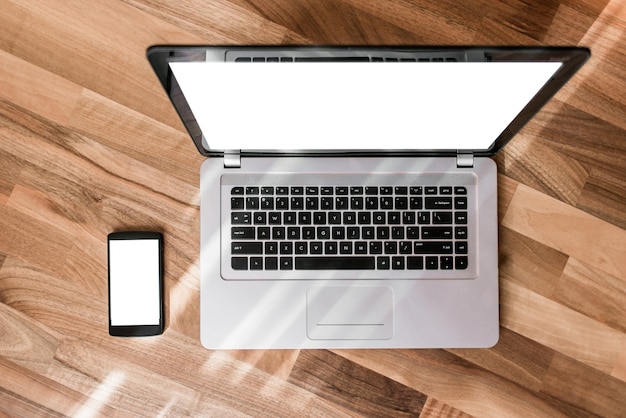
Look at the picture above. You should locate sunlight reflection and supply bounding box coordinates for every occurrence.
[75,370,126,418]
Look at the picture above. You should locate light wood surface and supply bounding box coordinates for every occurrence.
[1,0,625,416]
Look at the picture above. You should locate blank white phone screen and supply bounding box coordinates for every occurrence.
[109,239,160,326]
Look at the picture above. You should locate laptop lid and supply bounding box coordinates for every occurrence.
[147,46,589,158]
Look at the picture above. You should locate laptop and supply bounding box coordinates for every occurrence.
[147,46,589,349]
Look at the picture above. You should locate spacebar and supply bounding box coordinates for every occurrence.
[295,257,375,270]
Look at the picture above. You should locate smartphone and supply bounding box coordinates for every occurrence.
[107,231,164,336]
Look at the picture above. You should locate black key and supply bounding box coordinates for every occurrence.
[455,227,468,239]
[269,212,281,224]
[306,186,319,195]
[413,241,453,254]
[407,256,424,269]
[306,197,319,210]
[425,187,438,195]
[362,227,375,239]
[284,212,297,224]
[369,241,383,254]
[317,227,330,240]
[321,187,333,195]
[321,197,334,210]
[280,257,293,270]
[287,227,300,240]
[377,226,390,240]
[380,186,393,195]
[250,257,263,270]
[350,187,364,195]
[403,211,416,224]
[365,186,378,195]
[343,212,356,224]
[295,242,308,255]
[291,197,303,210]
[392,226,404,239]
[355,242,368,254]
[358,212,371,225]
[265,257,278,270]
[407,227,419,239]
[276,197,289,210]
[410,196,423,209]
[260,197,274,210]
[377,256,390,270]
[454,186,467,195]
[351,197,364,210]
[417,212,430,224]
[395,186,408,195]
[335,197,348,210]
[455,242,468,254]
[399,241,412,254]
[332,227,345,240]
[253,212,267,225]
[395,197,408,209]
[347,227,360,239]
[441,256,454,269]
[373,212,386,224]
[340,242,353,254]
[231,212,251,224]
[295,257,375,270]
[299,212,312,225]
[455,196,468,209]
[291,187,303,195]
[261,186,274,195]
[384,242,397,254]
[310,242,323,254]
[231,197,244,210]
[281,242,293,254]
[432,211,453,224]
[313,212,326,224]
[456,256,469,269]
[335,186,348,195]
[388,212,401,224]
[410,186,423,195]
[426,256,438,269]
[232,257,248,270]
[276,187,289,195]
[303,227,315,240]
[440,186,452,195]
[246,186,259,195]
[231,187,244,195]
[455,212,468,224]
[425,197,452,209]
[272,227,286,240]
[246,197,259,210]
[232,242,263,254]
[265,242,278,254]
[258,227,270,239]
[381,197,393,209]
[422,227,453,239]
[392,257,405,270]
[232,227,255,239]
[366,196,378,209]
[328,212,342,224]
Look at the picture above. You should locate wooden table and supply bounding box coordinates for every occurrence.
[1,0,625,416]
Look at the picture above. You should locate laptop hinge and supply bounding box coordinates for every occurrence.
[456,150,474,168]
[224,150,241,168]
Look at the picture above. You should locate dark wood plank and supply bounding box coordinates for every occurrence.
[289,349,427,417]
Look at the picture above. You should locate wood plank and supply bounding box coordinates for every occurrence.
[289,350,427,416]
[501,279,625,374]
[503,183,626,279]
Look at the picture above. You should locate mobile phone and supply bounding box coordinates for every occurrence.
[107,231,164,336]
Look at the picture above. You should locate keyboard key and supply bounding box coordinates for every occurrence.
[250,257,263,270]
[232,227,255,239]
[455,227,468,239]
[291,187,303,195]
[335,186,348,195]
[455,242,468,254]
[422,227,453,239]
[425,186,438,195]
[455,212,468,224]
[246,187,259,195]
[231,187,244,195]
[455,196,468,209]
[440,186,452,195]
[455,256,469,269]
[454,186,467,194]
[441,256,454,269]
[232,257,248,270]
[377,256,390,270]
[231,212,251,224]
[432,211,453,224]
[392,257,405,269]
[425,197,452,209]
[395,186,408,195]
[426,256,438,269]
[296,256,375,270]
[231,197,244,210]
[261,187,274,194]
[410,186,423,195]
[246,197,259,210]
[265,257,278,270]
[407,256,424,269]
[232,242,263,254]
[414,241,453,254]
[280,257,293,270]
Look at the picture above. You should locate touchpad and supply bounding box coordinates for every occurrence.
[307,286,393,340]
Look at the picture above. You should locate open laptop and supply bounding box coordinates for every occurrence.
[147,46,589,349]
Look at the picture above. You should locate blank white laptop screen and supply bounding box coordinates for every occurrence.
[169,62,562,151]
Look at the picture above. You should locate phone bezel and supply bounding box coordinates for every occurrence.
[107,231,164,337]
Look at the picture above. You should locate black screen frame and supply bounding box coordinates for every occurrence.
[147,45,589,158]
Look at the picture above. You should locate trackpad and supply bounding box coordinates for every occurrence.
[307,286,393,340]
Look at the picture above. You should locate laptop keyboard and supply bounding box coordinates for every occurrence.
[229,184,469,272]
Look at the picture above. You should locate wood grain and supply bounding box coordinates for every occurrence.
[1,0,625,416]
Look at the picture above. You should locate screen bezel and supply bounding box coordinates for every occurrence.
[107,231,164,337]
[147,46,589,158]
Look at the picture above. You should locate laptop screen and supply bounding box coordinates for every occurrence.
[169,61,561,152]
